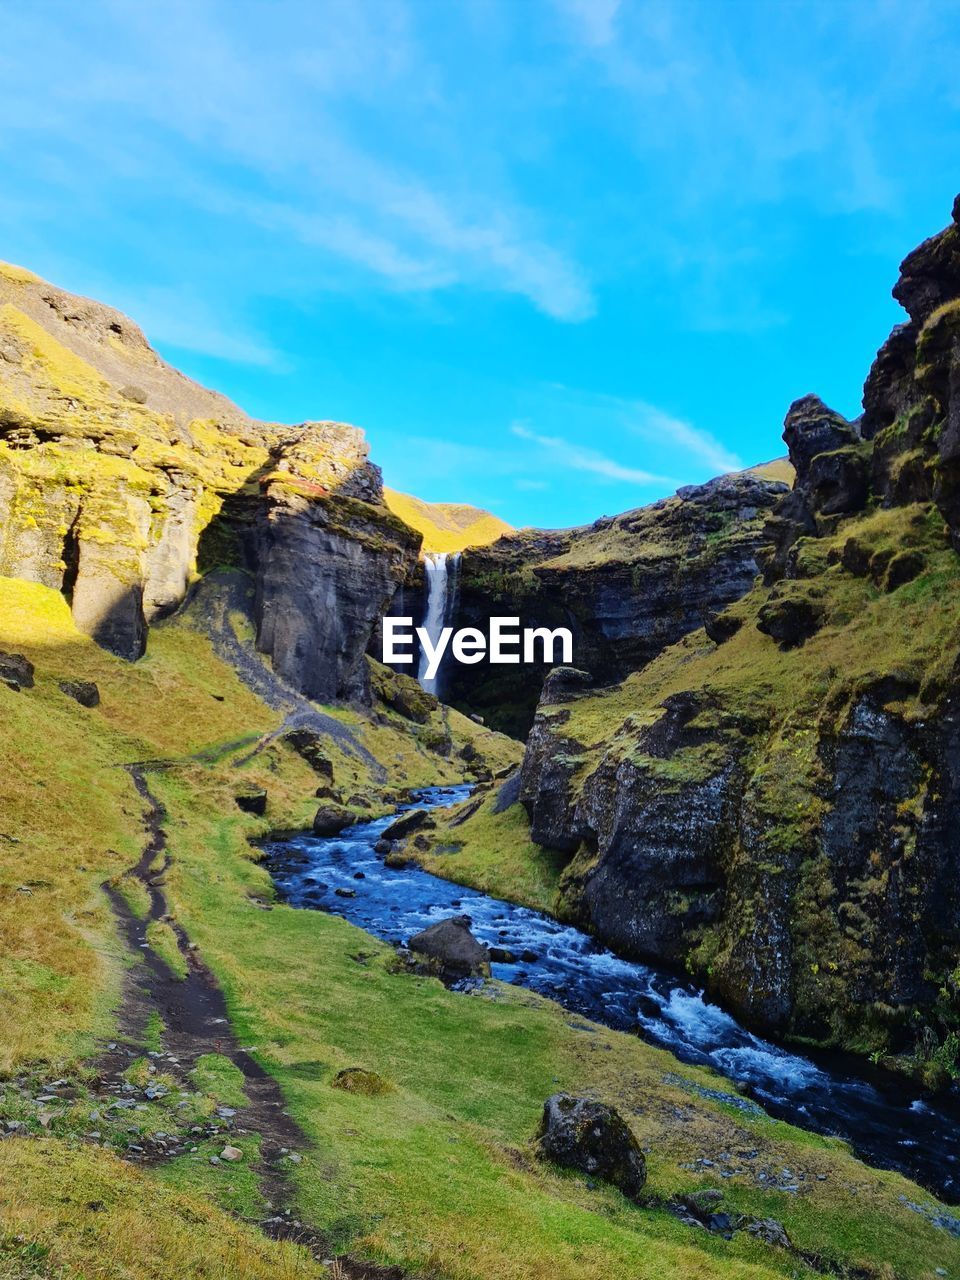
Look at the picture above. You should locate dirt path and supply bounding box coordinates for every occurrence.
[98,765,321,1249]
[90,762,411,1277]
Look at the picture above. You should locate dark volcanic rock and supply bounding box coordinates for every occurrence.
[283,728,335,780]
[313,805,356,837]
[756,592,824,649]
[702,609,743,644]
[58,678,100,707]
[442,471,787,736]
[408,915,490,978]
[253,428,420,704]
[381,808,435,842]
[235,788,267,816]
[534,1094,646,1201]
[0,650,34,691]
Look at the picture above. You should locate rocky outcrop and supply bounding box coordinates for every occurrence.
[445,470,789,736]
[534,1094,646,1201]
[0,267,420,700]
[252,427,419,703]
[58,678,100,707]
[313,805,356,837]
[510,195,960,1083]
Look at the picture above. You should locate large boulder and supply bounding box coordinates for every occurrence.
[381,808,434,842]
[407,915,490,978]
[235,787,268,816]
[313,804,356,837]
[534,1094,646,1201]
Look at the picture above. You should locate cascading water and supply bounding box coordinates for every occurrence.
[417,552,460,696]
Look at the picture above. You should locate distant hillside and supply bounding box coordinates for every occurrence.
[748,456,795,485]
[384,487,512,553]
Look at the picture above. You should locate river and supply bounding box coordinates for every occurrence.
[263,785,960,1207]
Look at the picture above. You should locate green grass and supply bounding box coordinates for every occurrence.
[3,571,959,1279]
[152,767,960,1280]
[414,788,567,913]
[190,1053,249,1109]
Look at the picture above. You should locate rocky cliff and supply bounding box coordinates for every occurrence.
[0,263,418,699]
[511,198,960,1083]
[445,466,789,736]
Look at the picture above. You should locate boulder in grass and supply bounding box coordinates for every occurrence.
[58,679,101,707]
[0,651,34,692]
[332,1067,395,1096]
[534,1094,646,1201]
[235,788,267,816]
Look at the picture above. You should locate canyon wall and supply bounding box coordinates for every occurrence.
[512,197,960,1082]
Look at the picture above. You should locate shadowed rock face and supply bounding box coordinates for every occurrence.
[441,470,789,737]
[252,435,419,704]
[511,197,960,1075]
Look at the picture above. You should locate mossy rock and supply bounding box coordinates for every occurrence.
[332,1067,395,1096]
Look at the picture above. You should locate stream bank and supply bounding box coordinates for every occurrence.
[265,786,960,1209]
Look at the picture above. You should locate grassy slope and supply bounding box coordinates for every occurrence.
[0,578,956,1277]
[384,488,513,553]
[149,761,960,1280]
[413,788,567,914]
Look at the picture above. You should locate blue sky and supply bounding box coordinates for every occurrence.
[2,0,960,529]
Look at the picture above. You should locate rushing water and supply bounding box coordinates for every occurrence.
[416,552,460,696]
[264,785,960,1205]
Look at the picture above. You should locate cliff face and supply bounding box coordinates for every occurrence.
[447,468,789,736]
[0,263,418,698]
[514,199,960,1083]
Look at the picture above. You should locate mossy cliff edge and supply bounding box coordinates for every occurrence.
[491,196,960,1084]
[0,263,418,701]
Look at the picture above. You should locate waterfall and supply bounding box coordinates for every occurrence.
[417,552,460,695]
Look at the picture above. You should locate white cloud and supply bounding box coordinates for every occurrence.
[0,1,593,322]
[620,401,743,473]
[511,423,671,485]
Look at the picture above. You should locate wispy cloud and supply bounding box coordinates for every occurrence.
[619,401,743,474]
[111,285,285,369]
[524,386,742,478]
[0,1,593,322]
[511,423,672,485]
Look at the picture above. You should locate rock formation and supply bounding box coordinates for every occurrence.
[508,196,960,1083]
[441,468,789,736]
[534,1094,647,1201]
[0,264,419,698]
